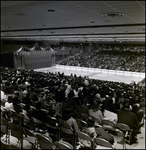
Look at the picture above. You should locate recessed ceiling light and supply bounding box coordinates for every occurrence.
[47,9,55,12]
[101,12,124,18]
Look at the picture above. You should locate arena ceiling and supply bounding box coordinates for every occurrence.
[1,1,145,44]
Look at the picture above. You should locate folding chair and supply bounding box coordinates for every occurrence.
[94,137,113,149]
[11,111,22,126]
[108,129,124,149]
[43,117,59,141]
[76,119,87,131]
[1,140,19,149]
[102,119,116,131]
[116,123,133,148]
[1,118,10,144]
[36,133,54,149]
[19,113,33,130]
[10,123,24,149]
[23,127,37,149]
[54,140,73,149]
[31,116,44,132]
[76,131,93,149]
[58,120,76,149]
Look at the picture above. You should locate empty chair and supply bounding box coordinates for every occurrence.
[54,140,73,149]
[36,133,54,149]
[94,137,113,149]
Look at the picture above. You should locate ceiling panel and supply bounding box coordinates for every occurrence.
[1,1,145,43]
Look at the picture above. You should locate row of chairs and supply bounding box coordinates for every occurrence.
[2,107,144,149]
[1,114,116,149]
[75,112,135,149]
[101,119,134,149]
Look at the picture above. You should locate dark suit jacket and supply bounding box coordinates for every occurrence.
[31,109,47,122]
[117,109,140,130]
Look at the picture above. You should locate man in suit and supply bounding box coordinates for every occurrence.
[117,101,140,143]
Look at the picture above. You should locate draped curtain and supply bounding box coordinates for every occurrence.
[13,44,56,69]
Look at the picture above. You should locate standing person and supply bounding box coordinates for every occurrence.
[65,81,72,98]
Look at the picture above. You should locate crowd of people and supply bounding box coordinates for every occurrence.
[1,66,145,149]
[59,49,145,73]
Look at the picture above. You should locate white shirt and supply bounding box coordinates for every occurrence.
[1,91,7,102]
[103,109,118,124]
[4,102,14,110]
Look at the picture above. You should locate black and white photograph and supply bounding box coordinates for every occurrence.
[1,1,145,149]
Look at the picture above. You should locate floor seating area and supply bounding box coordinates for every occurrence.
[1,66,145,149]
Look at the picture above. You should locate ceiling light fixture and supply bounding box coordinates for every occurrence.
[47,9,55,12]
[101,12,124,18]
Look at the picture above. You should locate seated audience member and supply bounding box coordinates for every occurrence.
[4,95,14,111]
[132,103,145,124]
[83,116,97,139]
[78,116,96,149]
[60,107,79,134]
[12,95,22,113]
[31,101,47,122]
[82,116,114,146]
[117,102,141,143]
[21,90,32,105]
[29,88,39,107]
[58,107,79,145]
[76,98,89,120]
[88,102,103,126]
[100,100,118,125]
[22,104,33,118]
